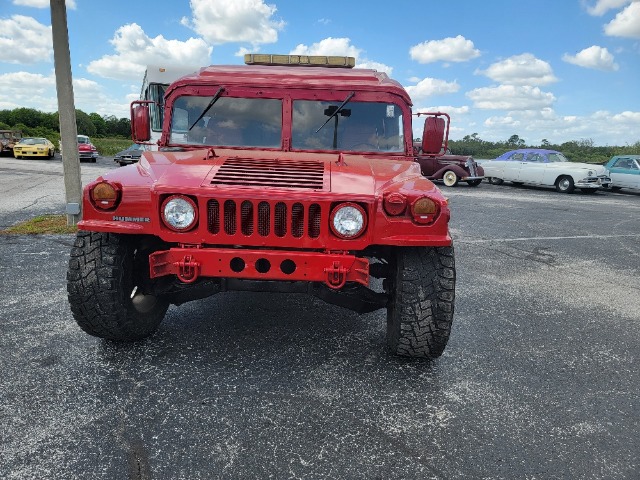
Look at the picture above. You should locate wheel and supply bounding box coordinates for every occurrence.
[91,158,97,163]
[489,177,503,185]
[386,246,456,358]
[467,179,482,187]
[610,186,622,191]
[442,170,459,187]
[48,149,53,159]
[555,176,575,193]
[67,231,169,341]
[119,162,127,167]
[15,155,21,159]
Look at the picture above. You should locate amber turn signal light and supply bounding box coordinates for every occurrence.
[411,197,439,224]
[90,181,120,210]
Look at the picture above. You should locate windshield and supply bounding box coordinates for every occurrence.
[168,94,406,153]
[170,96,282,148]
[77,136,90,144]
[547,153,568,162]
[20,138,44,145]
[292,100,404,152]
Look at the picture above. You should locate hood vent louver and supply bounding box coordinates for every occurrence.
[210,157,325,190]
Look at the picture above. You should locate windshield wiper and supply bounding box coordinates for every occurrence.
[188,86,225,131]
[315,92,355,133]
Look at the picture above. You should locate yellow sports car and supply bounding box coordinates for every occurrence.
[13,137,55,159]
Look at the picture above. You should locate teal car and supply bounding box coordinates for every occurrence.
[605,155,640,192]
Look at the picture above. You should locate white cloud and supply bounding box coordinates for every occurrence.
[405,78,460,102]
[86,23,212,81]
[0,70,139,118]
[12,0,76,9]
[290,37,362,58]
[584,0,632,16]
[289,37,392,74]
[604,1,640,38]
[355,60,392,76]
[477,53,558,86]
[562,45,619,70]
[0,71,54,94]
[415,105,470,116]
[181,0,284,45]
[477,108,640,145]
[467,85,556,110]
[0,15,52,64]
[409,35,480,64]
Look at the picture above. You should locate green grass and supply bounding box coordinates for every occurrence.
[93,137,134,156]
[2,214,77,234]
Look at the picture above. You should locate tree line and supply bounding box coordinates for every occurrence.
[0,107,131,149]
[447,133,640,164]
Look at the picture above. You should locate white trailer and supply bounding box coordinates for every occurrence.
[140,65,200,147]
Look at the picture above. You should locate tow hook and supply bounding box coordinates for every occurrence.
[176,255,200,283]
[324,261,347,289]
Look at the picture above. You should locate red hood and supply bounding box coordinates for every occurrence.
[107,148,442,199]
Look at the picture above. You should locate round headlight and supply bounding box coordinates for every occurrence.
[330,203,366,239]
[162,195,197,231]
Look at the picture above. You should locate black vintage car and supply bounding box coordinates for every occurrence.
[113,143,147,166]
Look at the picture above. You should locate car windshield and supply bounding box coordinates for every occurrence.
[169,95,405,153]
[547,153,568,162]
[77,137,89,144]
[20,138,44,145]
[170,96,282,148]
[292,100,404,152]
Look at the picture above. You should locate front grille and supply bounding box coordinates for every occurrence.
[207,199,322,239]
[210,157,325,190]
[466,158,478,176]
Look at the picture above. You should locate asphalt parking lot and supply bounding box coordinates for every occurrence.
[1,155,639,479]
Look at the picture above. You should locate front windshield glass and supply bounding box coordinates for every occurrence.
[292,100,404,152]
[170,96,282,148]
[547,152,568,162]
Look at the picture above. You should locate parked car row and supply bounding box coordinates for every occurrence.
[474,149,639,194]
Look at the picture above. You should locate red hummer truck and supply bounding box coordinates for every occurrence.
[67,54,456,359]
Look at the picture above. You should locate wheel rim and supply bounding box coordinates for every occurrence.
[443,171,457,186]
[558,178,570,191]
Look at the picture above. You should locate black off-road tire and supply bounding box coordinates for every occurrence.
[467,179,482,187]
[386,246,456,358]
[67,231,169,341]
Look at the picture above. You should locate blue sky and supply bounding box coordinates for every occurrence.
[1,0,639,146]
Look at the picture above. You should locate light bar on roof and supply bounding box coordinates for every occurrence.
[244,54,355,68]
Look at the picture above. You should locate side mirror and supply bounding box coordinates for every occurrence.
[420,112,450,155]
[130,101,152,142]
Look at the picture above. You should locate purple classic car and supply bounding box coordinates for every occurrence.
[413,142,484,187]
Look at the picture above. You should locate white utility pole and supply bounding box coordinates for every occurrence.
[50,0,82,225]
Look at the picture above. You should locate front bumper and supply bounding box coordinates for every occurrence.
[13,149,48,157]
[150,247,370,289]
[461,175,484,182]
[79,151,99,159]
[575,175,611,189]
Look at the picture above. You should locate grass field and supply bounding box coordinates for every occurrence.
[92,137,134,156]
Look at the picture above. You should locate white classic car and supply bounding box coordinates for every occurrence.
[481,149,611,193]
